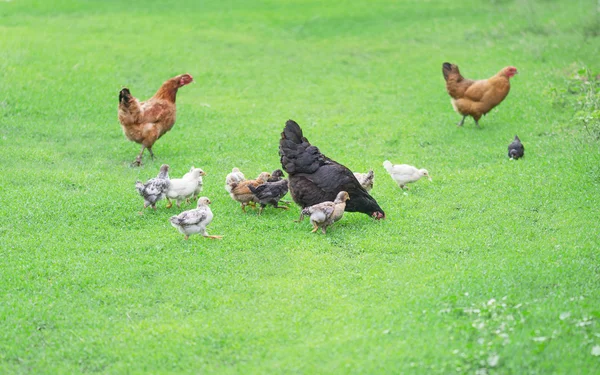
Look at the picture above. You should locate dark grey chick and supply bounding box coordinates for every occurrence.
[508,135,524,159]
[247,179,289,214]
[135,164,170,212]
[267,169,285,182]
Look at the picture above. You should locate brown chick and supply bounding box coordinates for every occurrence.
[442,63,517,128]
[228,172,271,212]
[118,73,193,166]
[300,191,350,234]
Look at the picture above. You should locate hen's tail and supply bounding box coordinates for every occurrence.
[247,184,258,194]
[442,62,460,82]
[119,88,131,105]
[279,119,323,175]
[282,119,304,144]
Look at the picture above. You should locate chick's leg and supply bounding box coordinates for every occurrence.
[474,119,481,128]
[205,235,223,240]
[147,147,155,160]
[457,116,466,127]
[311,222,319,233]
[166,198,173,209]
[202,229,223,240]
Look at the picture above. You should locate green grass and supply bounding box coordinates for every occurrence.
[1,0,600,373]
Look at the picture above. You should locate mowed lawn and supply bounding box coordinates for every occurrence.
[1,0,600,373]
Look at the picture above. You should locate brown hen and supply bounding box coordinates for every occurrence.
[442,63,517,128]
[118,73,193,166]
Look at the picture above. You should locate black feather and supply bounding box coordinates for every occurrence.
[279,120,385,218]
[507,135,525,159]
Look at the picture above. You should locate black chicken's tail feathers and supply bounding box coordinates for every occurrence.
[282,119,304,144]
[247,184,258,194]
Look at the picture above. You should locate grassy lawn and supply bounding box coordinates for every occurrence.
[1,0,600,373]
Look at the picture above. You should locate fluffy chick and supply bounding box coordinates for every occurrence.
[166,168,205,208]
[225,167,246,193]
[183,166,206,202]
[508,135,525,159]
[229,172,271,212]
[247,179,289,214]
[353,170,374,192]
[169,197,222,240]
[383,160,431,190]
[135,164,170,212]
[300,191,350,234]
[267,169,285,182]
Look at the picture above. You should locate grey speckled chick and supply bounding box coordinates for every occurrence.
[135,164,170,211]
[300,191,350,234]
[508,135,524,159]
[169,197,222,240]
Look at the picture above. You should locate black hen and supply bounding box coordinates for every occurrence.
[508,135,524,159]
[279,120,385,219]
[247,179,289,215]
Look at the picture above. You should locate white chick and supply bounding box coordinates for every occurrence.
[183,166,206,202]
[169,197,222,240]
[383,160,431,190]
[165,168,204,208]
[225,167,245,193]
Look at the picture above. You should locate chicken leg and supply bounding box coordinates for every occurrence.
[203,235,223,240]
[457,115,466,127]
[132,146,146,166]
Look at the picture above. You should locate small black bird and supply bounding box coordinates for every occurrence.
[267,169,285,182]
[247,179,289,215]
[508,135,525,159]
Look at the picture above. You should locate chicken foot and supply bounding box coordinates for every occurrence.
[131,146,155,167]
[202,230,223,240]
[457,115,466,127]
[203,235,223,240]
[132,146,146,166]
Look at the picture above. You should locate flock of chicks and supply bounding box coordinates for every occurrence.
[125,62,525,240]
